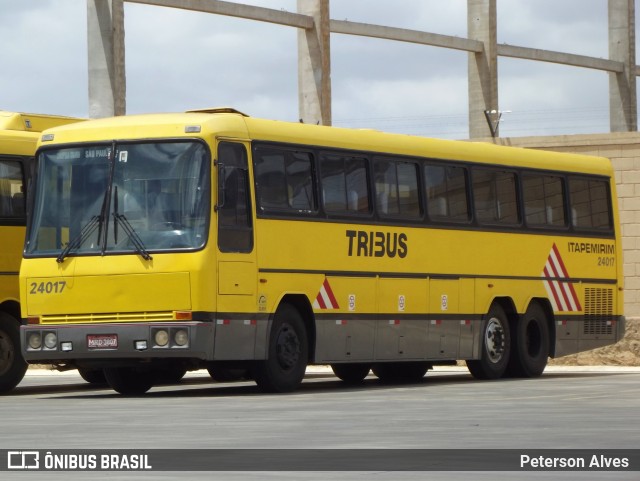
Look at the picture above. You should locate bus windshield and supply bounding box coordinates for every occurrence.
[26,140,210,258]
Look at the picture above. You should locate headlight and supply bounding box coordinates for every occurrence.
[28,332,42,350]
[174,329,188,347]
[44,332,57,349]
[154,330,169,347]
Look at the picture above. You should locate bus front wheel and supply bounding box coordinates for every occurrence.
[467,304,511,380]
[78,367,107,384]
[104,367,154,395]
[252,304,308,393]
[0,313,28,393]
[331,363,371,384]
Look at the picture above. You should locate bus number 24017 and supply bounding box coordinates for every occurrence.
[29,281,67,295]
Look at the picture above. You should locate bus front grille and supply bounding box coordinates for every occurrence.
[39,311,174,324]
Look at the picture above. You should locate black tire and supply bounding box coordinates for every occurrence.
[0,313,28,393]
[78,367,107,384]
[331,363,371,384]
[252,304,308,393]
[466,304,511,380]
[103,367,154,395]
[155,366,187,384]
[207,367,249,382]
[372,362,430,383]
[508,304,550,378]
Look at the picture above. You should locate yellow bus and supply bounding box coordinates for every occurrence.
[0,111,83,392]
[20,108,624,394]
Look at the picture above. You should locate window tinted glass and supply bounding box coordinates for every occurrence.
[569,177,612,230]
[320,154,369,214]
[254,147,315,214]
[0,159,25,218]
[425,164,469,221]
[218,142,253,252]
[473,169,519,224]
[523,174,565,227]
[374,158,420,218]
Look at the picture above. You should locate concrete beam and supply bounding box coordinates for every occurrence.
[87,0,126,118]
[468,0,498,139]
[498,44,625,73]
[298,0,331,126]
[330,19,483,53]
[125,0,314,29]
[609,0,637,132]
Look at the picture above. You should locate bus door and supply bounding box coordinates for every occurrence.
[214,141,259,359]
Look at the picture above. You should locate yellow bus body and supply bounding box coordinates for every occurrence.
[20,109,624,393]
[0,111,83,392]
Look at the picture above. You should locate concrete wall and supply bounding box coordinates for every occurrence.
[488,132,640,319]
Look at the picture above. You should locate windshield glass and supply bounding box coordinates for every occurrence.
[26,141,210,257]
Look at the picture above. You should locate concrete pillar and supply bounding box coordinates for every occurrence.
[297,0,331,125]
[467,0,498,138]
[608,0,637,132]
[87,0,126,118]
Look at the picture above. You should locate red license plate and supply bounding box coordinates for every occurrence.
[87,334,118,349]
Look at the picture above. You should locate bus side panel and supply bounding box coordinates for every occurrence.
[376,277,428,360]
[314,276,376,362]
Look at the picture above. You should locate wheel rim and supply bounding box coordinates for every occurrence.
[275,323,301,371]
[0,330,14,376]
[485,317,506,363]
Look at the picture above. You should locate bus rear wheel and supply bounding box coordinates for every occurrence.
[372,362,430,383]
[466,304,511,380]
[508,304,550,378]
[104,367,154,395]
[331,363,371,384]
[252,304,308,393]
[0,313,28,393]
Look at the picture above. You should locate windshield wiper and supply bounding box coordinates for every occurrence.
[112,186,153,261]
[56,215,103,263]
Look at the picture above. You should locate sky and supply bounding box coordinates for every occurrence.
[0,0,636,139]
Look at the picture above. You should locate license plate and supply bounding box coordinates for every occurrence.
[87,334,118,349]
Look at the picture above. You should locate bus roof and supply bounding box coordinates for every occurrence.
[38,109,613,177]
[0,111,84,133]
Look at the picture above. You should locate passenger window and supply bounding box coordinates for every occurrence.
[523,174,566,227]
[569,177,612,230]
[320,154,370,215]
[472,169,519,225]
[0,159,25,218]
[425,164,469,222]
[374,158,420,218]
[254,147,316,214]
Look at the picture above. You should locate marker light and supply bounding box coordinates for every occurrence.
[174,329,188,347]
[135,340,148,351]
[44,332,57,349]
[28,332,42,350]
[61,342,73,352]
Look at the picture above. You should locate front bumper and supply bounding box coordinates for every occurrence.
[21,321,213,362]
